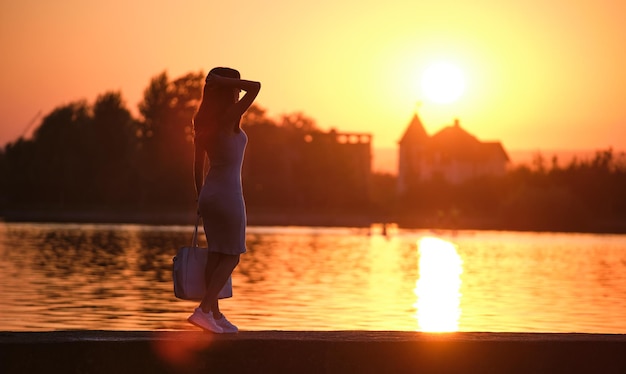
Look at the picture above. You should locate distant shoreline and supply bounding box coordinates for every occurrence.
[0,208,372,228]
[2,208,626,235]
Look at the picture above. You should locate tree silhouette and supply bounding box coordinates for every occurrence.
[30,102,92,205]
[135,71,204,207]
[90,91,138,205]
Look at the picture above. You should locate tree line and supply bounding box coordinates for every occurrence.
[0,71,370,218]
[1,70,625,232]
[1,71,202,210]
[395,149,626,232]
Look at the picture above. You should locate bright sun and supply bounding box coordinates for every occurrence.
[421,62,466,104]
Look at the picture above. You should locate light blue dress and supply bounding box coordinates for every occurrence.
[198,129,248,255]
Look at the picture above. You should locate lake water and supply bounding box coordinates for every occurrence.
[0,222,625,333]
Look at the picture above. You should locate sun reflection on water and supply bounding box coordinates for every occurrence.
[414,236,463,332]
[2,223,626,332]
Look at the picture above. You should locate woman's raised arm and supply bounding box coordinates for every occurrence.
[207,73,261,122]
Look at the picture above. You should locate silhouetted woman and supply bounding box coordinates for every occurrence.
[187,67,260,333]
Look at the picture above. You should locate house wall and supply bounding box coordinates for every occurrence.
[397,138,509,189]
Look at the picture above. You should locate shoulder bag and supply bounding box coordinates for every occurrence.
[172,216,233,300]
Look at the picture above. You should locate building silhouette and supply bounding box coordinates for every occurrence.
[243,126,371,210]
[398,113,509,193]
[293,129,371,209]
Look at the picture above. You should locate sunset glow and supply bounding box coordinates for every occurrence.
[1,1,625,155]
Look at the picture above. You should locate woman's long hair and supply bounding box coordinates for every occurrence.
[193,67,241,144]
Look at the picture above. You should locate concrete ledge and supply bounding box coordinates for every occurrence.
[2,331,625,373]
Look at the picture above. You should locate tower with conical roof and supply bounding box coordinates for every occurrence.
[397,113,429,194]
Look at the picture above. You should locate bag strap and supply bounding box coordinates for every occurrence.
[191,214,201,248]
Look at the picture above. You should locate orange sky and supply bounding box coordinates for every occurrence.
[2,0,625,163]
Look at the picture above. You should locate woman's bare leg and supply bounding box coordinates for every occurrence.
[200,253,240,315]
[200,252,220,313]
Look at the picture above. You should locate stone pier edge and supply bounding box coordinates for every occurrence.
[2,330,626,373]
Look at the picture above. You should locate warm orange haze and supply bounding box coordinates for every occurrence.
[1,0,626,171]
[3,3,626,368]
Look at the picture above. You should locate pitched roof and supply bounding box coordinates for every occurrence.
[481,142,510,162]
[398,114,428,145]
[424,120,509,163]
[429,120,479,149]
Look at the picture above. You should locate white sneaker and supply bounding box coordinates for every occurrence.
[188,308,223,333]
[213,312,239,333]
